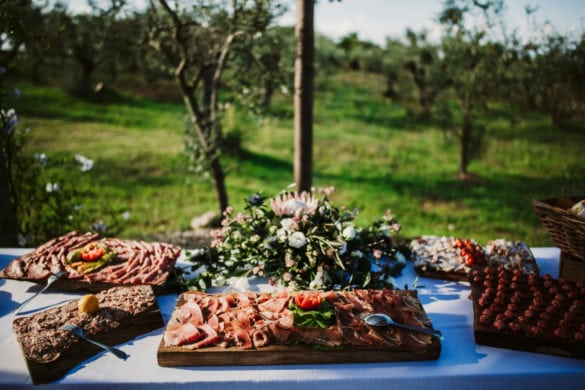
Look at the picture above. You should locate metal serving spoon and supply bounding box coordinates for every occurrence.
[362,313,444,340]
[60,324,129,360]
[13,271,67,315]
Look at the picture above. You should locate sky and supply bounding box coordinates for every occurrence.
[305,0,585,45]
[66,0,585,45]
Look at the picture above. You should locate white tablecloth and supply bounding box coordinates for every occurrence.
[1,247,585,389]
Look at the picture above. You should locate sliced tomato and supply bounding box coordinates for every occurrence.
[294,292,322,311]
[81,246,106,262]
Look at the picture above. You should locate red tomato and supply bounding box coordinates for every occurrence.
[294,292,322,310]
[81,246,105,262]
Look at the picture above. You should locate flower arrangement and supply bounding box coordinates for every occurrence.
[185,186,406,291]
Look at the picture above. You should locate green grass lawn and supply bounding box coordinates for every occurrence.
[10,72,585,247]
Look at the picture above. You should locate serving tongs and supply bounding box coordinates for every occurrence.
[60,324,129,360]
[13,271,66,315]
[362,313,444,340]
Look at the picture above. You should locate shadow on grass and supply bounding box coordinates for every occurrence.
[13,85,184,129]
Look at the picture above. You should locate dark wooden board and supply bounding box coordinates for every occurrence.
[158,339,441,366]
[413,266,470,282]
[559,251,585,283]
[19,302,165,385]
[0,271,183,295]
[469,268,585,360]
[157,290,441,367]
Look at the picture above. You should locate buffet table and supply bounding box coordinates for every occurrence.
[1,247,585,389]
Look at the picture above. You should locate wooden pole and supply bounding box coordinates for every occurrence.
[293,0,314,193]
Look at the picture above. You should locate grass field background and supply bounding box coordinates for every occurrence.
[11,71,585,247]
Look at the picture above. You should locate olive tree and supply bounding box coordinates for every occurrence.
[438,0,505,179]
[147,0,280,213]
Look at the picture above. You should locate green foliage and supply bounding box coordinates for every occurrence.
[8,71,585,248]
[0,85,126,246]
[184,187,405,291]
[3,0,585,251]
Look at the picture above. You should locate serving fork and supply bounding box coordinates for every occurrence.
[13,271,66,315]
[60,324,129,360]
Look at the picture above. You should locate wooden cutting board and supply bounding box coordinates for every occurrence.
[16,293,165,384]
[158,339,441,366]
[157,290,441,366]
[0,271,183,295]
[469,267,585,360]
[413,266,470,282]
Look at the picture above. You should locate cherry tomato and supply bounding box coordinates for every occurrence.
[294,292,322,310]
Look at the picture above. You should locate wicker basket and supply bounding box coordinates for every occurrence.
[532,196,585,262]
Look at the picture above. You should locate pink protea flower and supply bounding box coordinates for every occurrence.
[270,191,319,217]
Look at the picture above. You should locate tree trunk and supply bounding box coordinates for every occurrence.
[76,59,95,96]
[459,113,472,177]
[0,153,18,246]
[178,84,230,215]
[209,156,229,213]
[293,0,314,193]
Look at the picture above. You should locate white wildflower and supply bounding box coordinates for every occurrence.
[213,275,226,287]
[342,225,356,240]
[45,182,60,193]
[309,269,324,290]
[227,276,249,291]
[35,153,48,167]
[75,154,94,172]
[276,228,288,242]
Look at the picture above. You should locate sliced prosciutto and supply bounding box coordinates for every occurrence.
[162,289,438,352]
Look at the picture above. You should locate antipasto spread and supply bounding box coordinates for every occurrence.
[162,288,437,351]
[1,231,181,288]
[411,236,538,280]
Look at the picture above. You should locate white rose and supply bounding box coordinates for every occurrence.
[288,231,307,248]
[342,225,356,240]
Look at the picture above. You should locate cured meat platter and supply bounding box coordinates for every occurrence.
[411,236,539,281]
[0,231,181,294]
[157,289,441,366]
[12,285,165,385]
[469,266,585,359]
